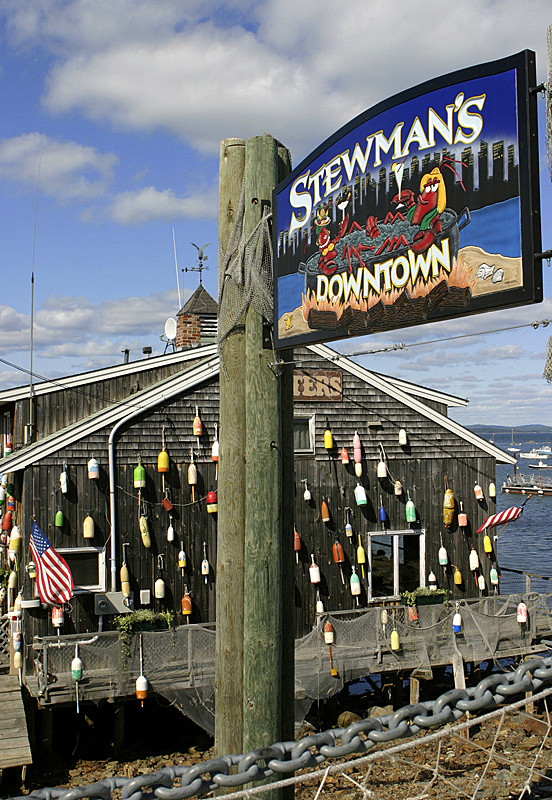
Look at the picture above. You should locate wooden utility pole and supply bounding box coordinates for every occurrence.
[215,138,246,757]
[242,133,294,758]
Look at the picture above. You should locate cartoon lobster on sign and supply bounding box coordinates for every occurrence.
[390,156,466,254]
[314,190,360,275]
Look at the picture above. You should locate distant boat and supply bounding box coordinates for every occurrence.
[529,461,552,469]
[507,427,521,453]
[519,448,549,460]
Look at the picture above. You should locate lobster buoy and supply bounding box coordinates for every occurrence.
[193,407,202,446]
[340,447,349,464]
[458,501,468,528]
[478,573,486,591]
[350,566,361,601]
[517,601,528,624]
[13,630,23,652]
[154,576,165,599]
[136,674,148,706]
[88,457,100,480]
[443,476,454,527]
[405,492,416,523]
[60,468,68,494]
[453,608,462,633]
[83,514,94,539]
[324,427,333,450]
[158,448,169,474]
[181,589,192,622]
[294,527,301,563]
[428,570,437,591]
[438,545,448,566]
[489,482,496,499]
[167,522,175,542]
[139,515,151,548]
[0,485,5,505]
[309,554,320,584]
[483,535,493,554]
[345,518,353,538]
[201,542,209,584]
[120,559,130,599]
[377,459,387,479]
[7,495,15,512]
[353,431,362,477]
[178,543,186,572]
[206,490,218,514]
[490,566,499,585]
[12,591,22,619]
[8,526,21,563]
[354,483,367,507]
[188,452,197,502]
[398,428,408,446]
[27,560,36,580]
[55,509,64,527]
[454,567,463,585]
[52,606,64,628]
[323,620,334,644]
[134,459,146,489]
[394,480,403,496]
[390,628,400,651]
[2,511,12,531]
[303,480,312,502]
[71,648,83,681]
[378,496,387,525]
[356,534,366,579]
[323,620,337,677]
[469,548,479,572]
[321,499,330,523]
[474,482,484,501]
[332,538,345,584]
[13,651,22,670]
[212,424,219,465]
[316,594,324,614]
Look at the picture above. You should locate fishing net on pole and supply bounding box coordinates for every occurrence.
[546,24,552,188]
[217,174,275,372]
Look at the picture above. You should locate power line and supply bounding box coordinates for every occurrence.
[340,318,551,357]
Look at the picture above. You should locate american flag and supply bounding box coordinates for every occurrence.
[476,504,525,533]
[29,520,73,606]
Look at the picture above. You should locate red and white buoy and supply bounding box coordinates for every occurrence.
[323,620,338,677]
[136,633,148,707]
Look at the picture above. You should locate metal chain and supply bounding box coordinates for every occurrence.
[11,654,552,800]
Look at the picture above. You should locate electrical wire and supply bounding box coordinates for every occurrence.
[339,318,551,358]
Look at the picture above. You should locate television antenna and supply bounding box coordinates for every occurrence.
[183,242,210,285]
[161,317,177,354]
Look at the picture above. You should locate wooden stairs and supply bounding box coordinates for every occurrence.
[0,673,32,773]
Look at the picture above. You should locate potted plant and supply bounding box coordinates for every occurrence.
[401,586,448,607]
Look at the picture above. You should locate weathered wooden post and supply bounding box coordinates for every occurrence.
[242,133,287,752]
[215,138,246,757]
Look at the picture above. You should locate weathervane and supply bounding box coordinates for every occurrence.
[183,243,210,285]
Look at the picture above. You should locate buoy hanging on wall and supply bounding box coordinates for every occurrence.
[489,482,496,499]
[88,458,99,480]
[474,482,484,501]
[181,587,192,622]
[212,423,219,480]
[405,491,416,523]
[134,459,146,489]
[324,425,333,450]
[302,479,312,502]
[52,606,64,628]
[294,526,301,563]
[354,483,367,507]
[55,509,64,528]
[206,490,218,514]
[120,543,131,599]
[139,514,151,549]
[321,498,330,523]
[83,514,94,540]
[201,542,210,584]
[340,447,349,465]
[154,555,166,599]
[309,554,320,584]
[60,466,68,494]
[350,565,361,605]
[178,543,187,574]
[353,431,362,477]
[443,476,454,528]
[453,604,462,633]
[458,501,468,528]
[193,407,202,448]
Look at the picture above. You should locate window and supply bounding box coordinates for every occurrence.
[368,529,426,600]
[294,416,315,452]
[57,547,107,593]
[2,411,12,457]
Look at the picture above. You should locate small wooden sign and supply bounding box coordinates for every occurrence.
[293,370,342,401]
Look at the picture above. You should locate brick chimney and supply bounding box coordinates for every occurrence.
[176,285,218,349]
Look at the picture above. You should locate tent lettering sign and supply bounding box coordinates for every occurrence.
[273,51,542,349]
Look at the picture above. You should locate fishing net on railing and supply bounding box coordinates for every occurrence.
[29,595,552,736]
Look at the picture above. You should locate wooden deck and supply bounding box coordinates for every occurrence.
[0,674,32,772]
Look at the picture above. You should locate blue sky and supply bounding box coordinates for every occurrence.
[0,1,551,428]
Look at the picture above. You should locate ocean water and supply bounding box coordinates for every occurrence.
[481,431,552,581]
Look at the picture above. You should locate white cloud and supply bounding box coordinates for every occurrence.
[0,132,117,201]
[110,186,217,224]
[3,0,548,159]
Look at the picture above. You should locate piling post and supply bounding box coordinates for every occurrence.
[215,138,246,757]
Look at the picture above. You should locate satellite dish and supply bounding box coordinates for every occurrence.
[164,317,177,340]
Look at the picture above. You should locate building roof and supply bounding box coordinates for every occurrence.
[177,284,218,316]
[0,343,515,472]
